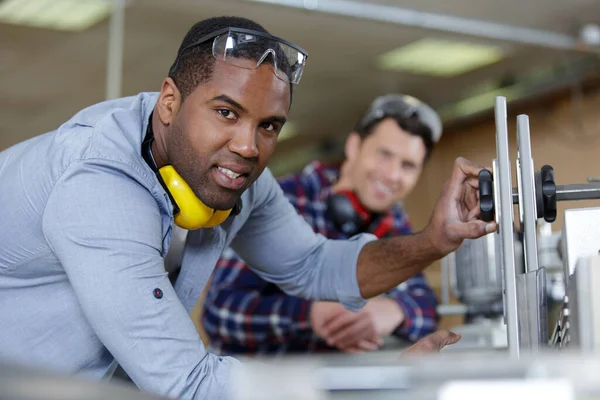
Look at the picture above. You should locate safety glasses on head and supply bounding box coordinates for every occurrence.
[356,94,443,143]
[169,27,308,85]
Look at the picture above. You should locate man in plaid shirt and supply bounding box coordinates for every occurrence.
[203,94,441,355]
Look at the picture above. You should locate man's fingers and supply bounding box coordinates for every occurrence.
[453,157,488,182]
[339,339,380,353]
[467,206,481,221]
[430,330,461,346]
[321,311,359,339]
[441,331,461,347]
[329,318,373,347]
[337,335,381,351]
[401,330,462,355]
[355,339,381,351]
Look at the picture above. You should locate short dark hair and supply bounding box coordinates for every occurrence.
[354,114,435,161]
[168,16,293,102]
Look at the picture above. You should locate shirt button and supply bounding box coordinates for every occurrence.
[153,288,163,299]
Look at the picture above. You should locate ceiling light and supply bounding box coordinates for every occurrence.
[376,38,503,77]
[439,86,523,120]
[0,0,111,32]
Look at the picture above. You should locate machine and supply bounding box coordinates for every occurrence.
[433,96,600,355]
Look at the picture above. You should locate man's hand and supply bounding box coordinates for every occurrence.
[310,301,382,353]
[362,297,404,337]
[424,157,497,256]
[401,330,461,354]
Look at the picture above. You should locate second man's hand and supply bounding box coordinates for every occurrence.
[310,298,404,354]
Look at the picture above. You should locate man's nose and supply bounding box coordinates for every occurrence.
[385,162,404,184]
[228,126,259,159]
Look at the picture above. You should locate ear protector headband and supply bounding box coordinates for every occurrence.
[326,190,393,238]
[142,118,233,230]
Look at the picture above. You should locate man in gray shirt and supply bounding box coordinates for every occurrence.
[0,15,495,400]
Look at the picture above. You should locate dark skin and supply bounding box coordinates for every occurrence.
[148,58,496,353]
[151,59,290,210]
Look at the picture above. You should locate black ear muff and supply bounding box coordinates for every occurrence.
[326,190,372,236]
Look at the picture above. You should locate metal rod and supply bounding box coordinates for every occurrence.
[495,96,520,359]
[511,183,600,204]
[556,184,600,201]
[242,0,600,53]
[105,0,125,100]
[517,115,540,273]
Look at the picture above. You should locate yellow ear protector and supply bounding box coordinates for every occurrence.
[157,165,232,229]
[142,117,233,230]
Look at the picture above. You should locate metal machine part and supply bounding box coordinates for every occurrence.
[440,234,511,351]
[562,255,600,351]
[448,233,503,308]
[446,232,524,312]
[493,97,521,357]
[516,267,548,352]
[438,222,564,351]
[561,207,600,284]
[516,114,540,273]
[473,97,600,357]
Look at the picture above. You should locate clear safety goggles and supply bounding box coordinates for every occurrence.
[170,27,308,85]
[356,94,443,143]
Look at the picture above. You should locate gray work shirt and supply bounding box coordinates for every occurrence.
[0,92,372,399]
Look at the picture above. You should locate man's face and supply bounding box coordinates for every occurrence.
[165,59,290,210]
[345,118,427,213]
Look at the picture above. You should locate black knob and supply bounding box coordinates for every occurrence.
[479,169,495,222]
[540,165,557,223]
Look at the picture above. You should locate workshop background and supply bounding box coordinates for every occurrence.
[1,0,599,330]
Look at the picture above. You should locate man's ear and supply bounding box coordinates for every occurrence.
[156,77,182,126]
[344,132,362,162]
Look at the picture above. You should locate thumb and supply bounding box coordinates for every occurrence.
[434,330,461,347]
[425,330,461,352]
[455,220,496,240]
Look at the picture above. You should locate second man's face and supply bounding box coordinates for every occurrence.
[346,118,427,213]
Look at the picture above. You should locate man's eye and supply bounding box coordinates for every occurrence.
[261,122,276,132]
[378,149,391,158]
[218,109,236,120]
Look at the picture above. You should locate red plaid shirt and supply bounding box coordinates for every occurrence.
[203,161,439,355]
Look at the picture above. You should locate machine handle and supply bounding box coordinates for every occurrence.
[540,165,557,223]
[479,169,495,222]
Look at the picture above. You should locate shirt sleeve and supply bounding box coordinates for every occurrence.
[385,272,439,341]
[203,248,312,352]
[42,159,237,400]
[230,168,374,312]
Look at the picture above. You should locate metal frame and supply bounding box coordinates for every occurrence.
[494,97,520,358]
[516,115,540,273]
[492,97,600,357]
